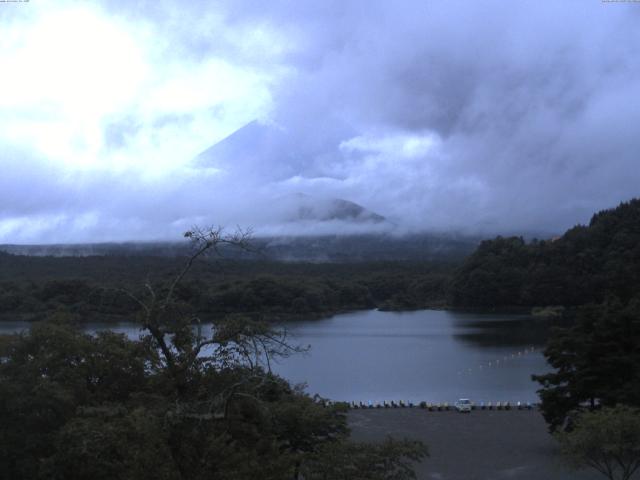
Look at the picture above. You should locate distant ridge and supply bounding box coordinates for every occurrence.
[0,232,481,262]
[272,193,387,225]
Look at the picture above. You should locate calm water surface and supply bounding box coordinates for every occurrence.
[273,309,551,404]
[1,309,552,404]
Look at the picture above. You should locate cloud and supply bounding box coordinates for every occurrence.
[252,0,640,233]
[0,1,281,171]
[1,0,640,242]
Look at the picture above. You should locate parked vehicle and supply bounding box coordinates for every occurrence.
[455,398,472,412]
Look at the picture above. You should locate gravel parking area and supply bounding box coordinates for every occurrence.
[348,408,601,480]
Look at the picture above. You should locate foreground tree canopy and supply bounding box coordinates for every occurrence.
[533,298,640,431]
[556,406,640,480]
[0,228,426,480]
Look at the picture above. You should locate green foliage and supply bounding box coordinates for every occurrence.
[450,236,529,307]
[451,198,640,308]
[0,231,427,479]
[1,314,420,479]
[44,409,178,480]
[533,299,640,430]
[0,318,150,479]
[0,257,454,322]
[555,405,640,480]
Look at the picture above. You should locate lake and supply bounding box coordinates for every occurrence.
[0,309,553,404]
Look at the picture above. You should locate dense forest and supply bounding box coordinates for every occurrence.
[0,253,454,323]
[450,199,640,308]
[533,298,640,430]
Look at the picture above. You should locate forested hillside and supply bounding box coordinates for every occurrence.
[450,199,640,308]
[0,255,453,322]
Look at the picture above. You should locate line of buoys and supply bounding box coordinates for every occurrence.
[347,400,537,410]
[456,346,539,376]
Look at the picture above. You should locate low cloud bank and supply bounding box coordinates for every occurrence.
[2,1,639,243]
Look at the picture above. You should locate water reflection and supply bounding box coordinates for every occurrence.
[448,312,561,348]
[273,309,552,403]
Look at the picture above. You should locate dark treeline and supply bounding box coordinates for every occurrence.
[533,298,640,430]
[451,199,640,308]
[0,254,455,322]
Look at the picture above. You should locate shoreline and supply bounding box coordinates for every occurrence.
[0,304,551,324]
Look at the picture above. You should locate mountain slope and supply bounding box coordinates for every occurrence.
[450,198,640,307]
[272,193,386,224]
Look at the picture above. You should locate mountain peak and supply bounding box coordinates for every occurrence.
[281,194,386,224]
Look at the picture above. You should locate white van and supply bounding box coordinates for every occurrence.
[455,398,472,412]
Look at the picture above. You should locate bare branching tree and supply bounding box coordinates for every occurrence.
[120,226,306,413]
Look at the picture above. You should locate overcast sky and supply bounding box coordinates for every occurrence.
[1,0,639,243]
